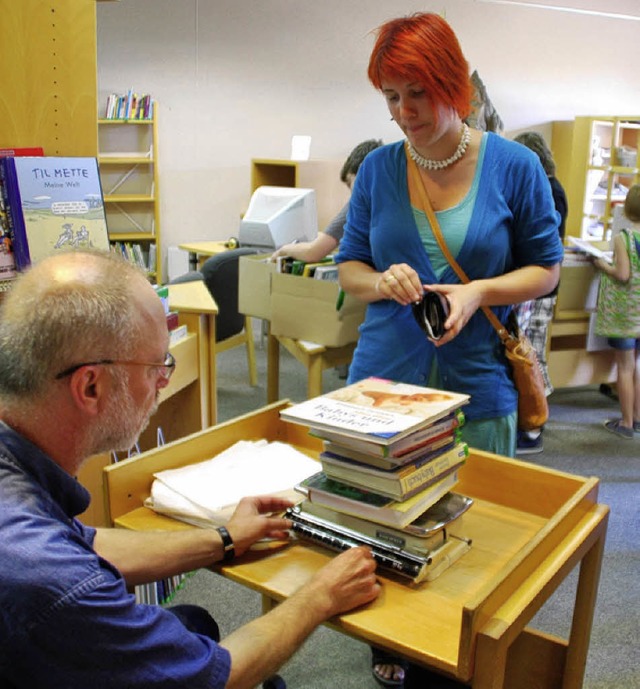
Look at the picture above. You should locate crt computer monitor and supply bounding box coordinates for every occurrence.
[238,186,318,250]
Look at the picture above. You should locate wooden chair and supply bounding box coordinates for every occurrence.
[200,248,258,386]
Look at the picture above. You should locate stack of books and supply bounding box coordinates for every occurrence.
[280,377,474,582]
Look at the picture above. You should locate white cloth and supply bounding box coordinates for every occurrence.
[145,440,318,527]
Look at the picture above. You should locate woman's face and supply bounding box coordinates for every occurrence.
[381,76,455,153]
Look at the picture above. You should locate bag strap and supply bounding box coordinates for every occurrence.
[405,141,511,344]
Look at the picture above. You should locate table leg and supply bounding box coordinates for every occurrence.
[561,516,608,689]
[307,353,324,399]
[267,331,280,403]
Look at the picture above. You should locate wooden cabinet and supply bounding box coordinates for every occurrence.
[250,158,349,230]
[553,116,640,240]
[98,113,162,282]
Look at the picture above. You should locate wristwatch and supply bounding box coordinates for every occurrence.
[216,526,235,563]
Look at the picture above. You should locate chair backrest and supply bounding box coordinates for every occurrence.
[200,247,257,342]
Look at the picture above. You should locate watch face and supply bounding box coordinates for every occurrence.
[412,292,450,341]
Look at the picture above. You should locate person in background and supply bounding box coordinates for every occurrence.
[271,139,383,263]
[592,184,640,438]
[512,131,568,455]
[334,14,563,685]
[0,250,380,689]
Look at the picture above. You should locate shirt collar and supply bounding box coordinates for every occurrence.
[0,421,91,518]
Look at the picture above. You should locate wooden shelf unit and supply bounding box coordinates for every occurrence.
[553,115,640,240]
[98,112,162,282]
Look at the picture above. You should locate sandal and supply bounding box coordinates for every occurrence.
[371,647,409,688]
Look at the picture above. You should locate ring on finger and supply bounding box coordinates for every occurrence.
[384,274,397,283]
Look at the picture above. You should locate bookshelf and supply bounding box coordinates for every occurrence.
[98,110,162,282]
[553,115,640,240]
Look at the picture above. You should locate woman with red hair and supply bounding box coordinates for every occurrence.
[335,16,563,684]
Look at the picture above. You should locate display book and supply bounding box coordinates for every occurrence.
[281,377,472,583]
[0,155,110,271]
[0,147,45,281]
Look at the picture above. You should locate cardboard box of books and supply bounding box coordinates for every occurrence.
[238,253,275,320]
[269,271,367,347]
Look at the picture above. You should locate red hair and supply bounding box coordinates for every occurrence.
[368,13,472,122]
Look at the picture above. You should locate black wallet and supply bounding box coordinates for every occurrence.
[412,292,450,341]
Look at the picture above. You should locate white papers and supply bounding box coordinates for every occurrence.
[568,237,613,263]
[145,440,319,527]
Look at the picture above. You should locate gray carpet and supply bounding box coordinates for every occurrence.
[171,334,639,689]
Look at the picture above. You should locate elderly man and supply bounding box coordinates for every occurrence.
[0,250,379,689]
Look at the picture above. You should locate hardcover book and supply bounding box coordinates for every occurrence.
[0,147,44,280]
[295,469,459,530]
[0,156,109,270]
[322,427,460,471]
[320,442,468,501]
[280,377,469,446]
[315,409,465,460]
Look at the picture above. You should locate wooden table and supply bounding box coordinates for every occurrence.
[168,280,218,427]
[179,240,231,270]
[104,403,609,689]
[267,331,356,402]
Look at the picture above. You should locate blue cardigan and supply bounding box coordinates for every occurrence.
[335,135,564,421]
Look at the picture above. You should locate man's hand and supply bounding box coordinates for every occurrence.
[302,546,380,617]
[225,495,294,557]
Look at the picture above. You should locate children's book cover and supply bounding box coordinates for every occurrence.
[280,377,469,445]
[1,156,109,270]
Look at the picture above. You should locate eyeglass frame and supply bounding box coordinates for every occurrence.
[54,351,176,381]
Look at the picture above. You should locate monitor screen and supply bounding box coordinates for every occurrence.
[239,186,318,250]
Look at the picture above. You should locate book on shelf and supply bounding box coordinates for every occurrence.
[0,156,109,270]
[104,91,154,120]
[280,377,469,446]
[295,469,459,530]
[320,441,468,501]
[0,147,45,281]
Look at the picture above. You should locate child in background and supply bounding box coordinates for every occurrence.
[592,184,640,438]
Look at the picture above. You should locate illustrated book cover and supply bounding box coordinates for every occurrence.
[0,156,110,270]
[320,441,468,501]
[280,377,469,446]
[295,469,459,529]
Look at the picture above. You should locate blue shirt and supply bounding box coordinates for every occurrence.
[335,135,564,421]
[0,421,231,689]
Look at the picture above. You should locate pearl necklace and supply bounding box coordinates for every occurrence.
[407,123,471,171]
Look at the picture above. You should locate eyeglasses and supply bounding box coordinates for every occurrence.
[55,351,176,381]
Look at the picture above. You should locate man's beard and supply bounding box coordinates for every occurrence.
[88,368,158,455]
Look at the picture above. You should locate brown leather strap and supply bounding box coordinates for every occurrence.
[405,142,510,343]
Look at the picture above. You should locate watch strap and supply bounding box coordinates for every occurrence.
[216,525,235,563]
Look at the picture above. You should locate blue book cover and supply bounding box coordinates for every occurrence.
[1,156,109,270]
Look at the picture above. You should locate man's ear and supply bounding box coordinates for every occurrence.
[66,366,108,416]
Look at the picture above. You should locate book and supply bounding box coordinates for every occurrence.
[295,469,459,529]
[296,499,447,556]
[280,377,469,446]
[320,442,468,501]
[0,156,109,270]
[316,409,465,461]
[0,147,44,280]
